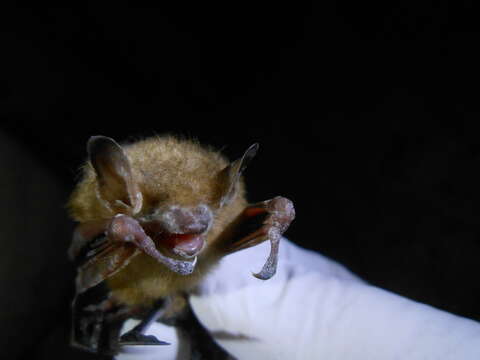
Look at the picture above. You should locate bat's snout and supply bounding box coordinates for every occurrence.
[159,204,212,235]
[168,204,212,234]
[141,204,213,259]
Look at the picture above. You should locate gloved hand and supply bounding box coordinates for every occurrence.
[118,239,480,359]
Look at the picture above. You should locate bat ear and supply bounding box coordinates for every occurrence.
[87,136,143,215]
[218,143,259,207]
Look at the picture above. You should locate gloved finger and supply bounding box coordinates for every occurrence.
[189,239,361,359]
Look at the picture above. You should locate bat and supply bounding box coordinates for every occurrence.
[67,135,295,357]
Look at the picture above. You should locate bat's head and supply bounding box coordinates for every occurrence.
[68,135,257,274]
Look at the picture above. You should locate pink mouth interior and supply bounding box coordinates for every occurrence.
[162,233,204,257]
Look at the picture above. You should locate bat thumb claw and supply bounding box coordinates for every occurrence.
[252,264,276,280]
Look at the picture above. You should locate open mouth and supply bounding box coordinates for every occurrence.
[135,204,212,268]
[140,220,206,261]
[143,230,206,275]
[154,232,205,259]
[103,214,205,276]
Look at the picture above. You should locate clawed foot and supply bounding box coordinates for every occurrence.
[119,331,170,346]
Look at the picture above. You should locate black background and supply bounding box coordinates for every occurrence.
[2,1,480,359]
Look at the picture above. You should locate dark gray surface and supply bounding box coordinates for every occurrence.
[2,2,480,357]
[0,131,73,359]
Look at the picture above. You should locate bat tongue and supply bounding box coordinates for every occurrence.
[164,233,204,258]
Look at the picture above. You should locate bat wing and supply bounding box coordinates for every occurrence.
[213,144,295,279]
[218,196,295,280]
[70,220,141,294]
[72,213,199,294]
[70,218,153,354]
[75,240,140,294]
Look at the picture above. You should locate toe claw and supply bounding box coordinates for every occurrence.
[119,332,170,346]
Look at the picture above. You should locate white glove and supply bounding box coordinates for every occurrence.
[119,238,480,359]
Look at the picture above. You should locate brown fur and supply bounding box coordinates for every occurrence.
[68,136,248,305]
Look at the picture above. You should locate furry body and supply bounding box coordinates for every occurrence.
[69,136,248,305]
[68,135,294,356]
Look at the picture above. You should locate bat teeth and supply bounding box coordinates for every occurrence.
[166,255,198,275]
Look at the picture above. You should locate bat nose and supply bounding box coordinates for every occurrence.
[170,205,212,233]
[151,204,212,234]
